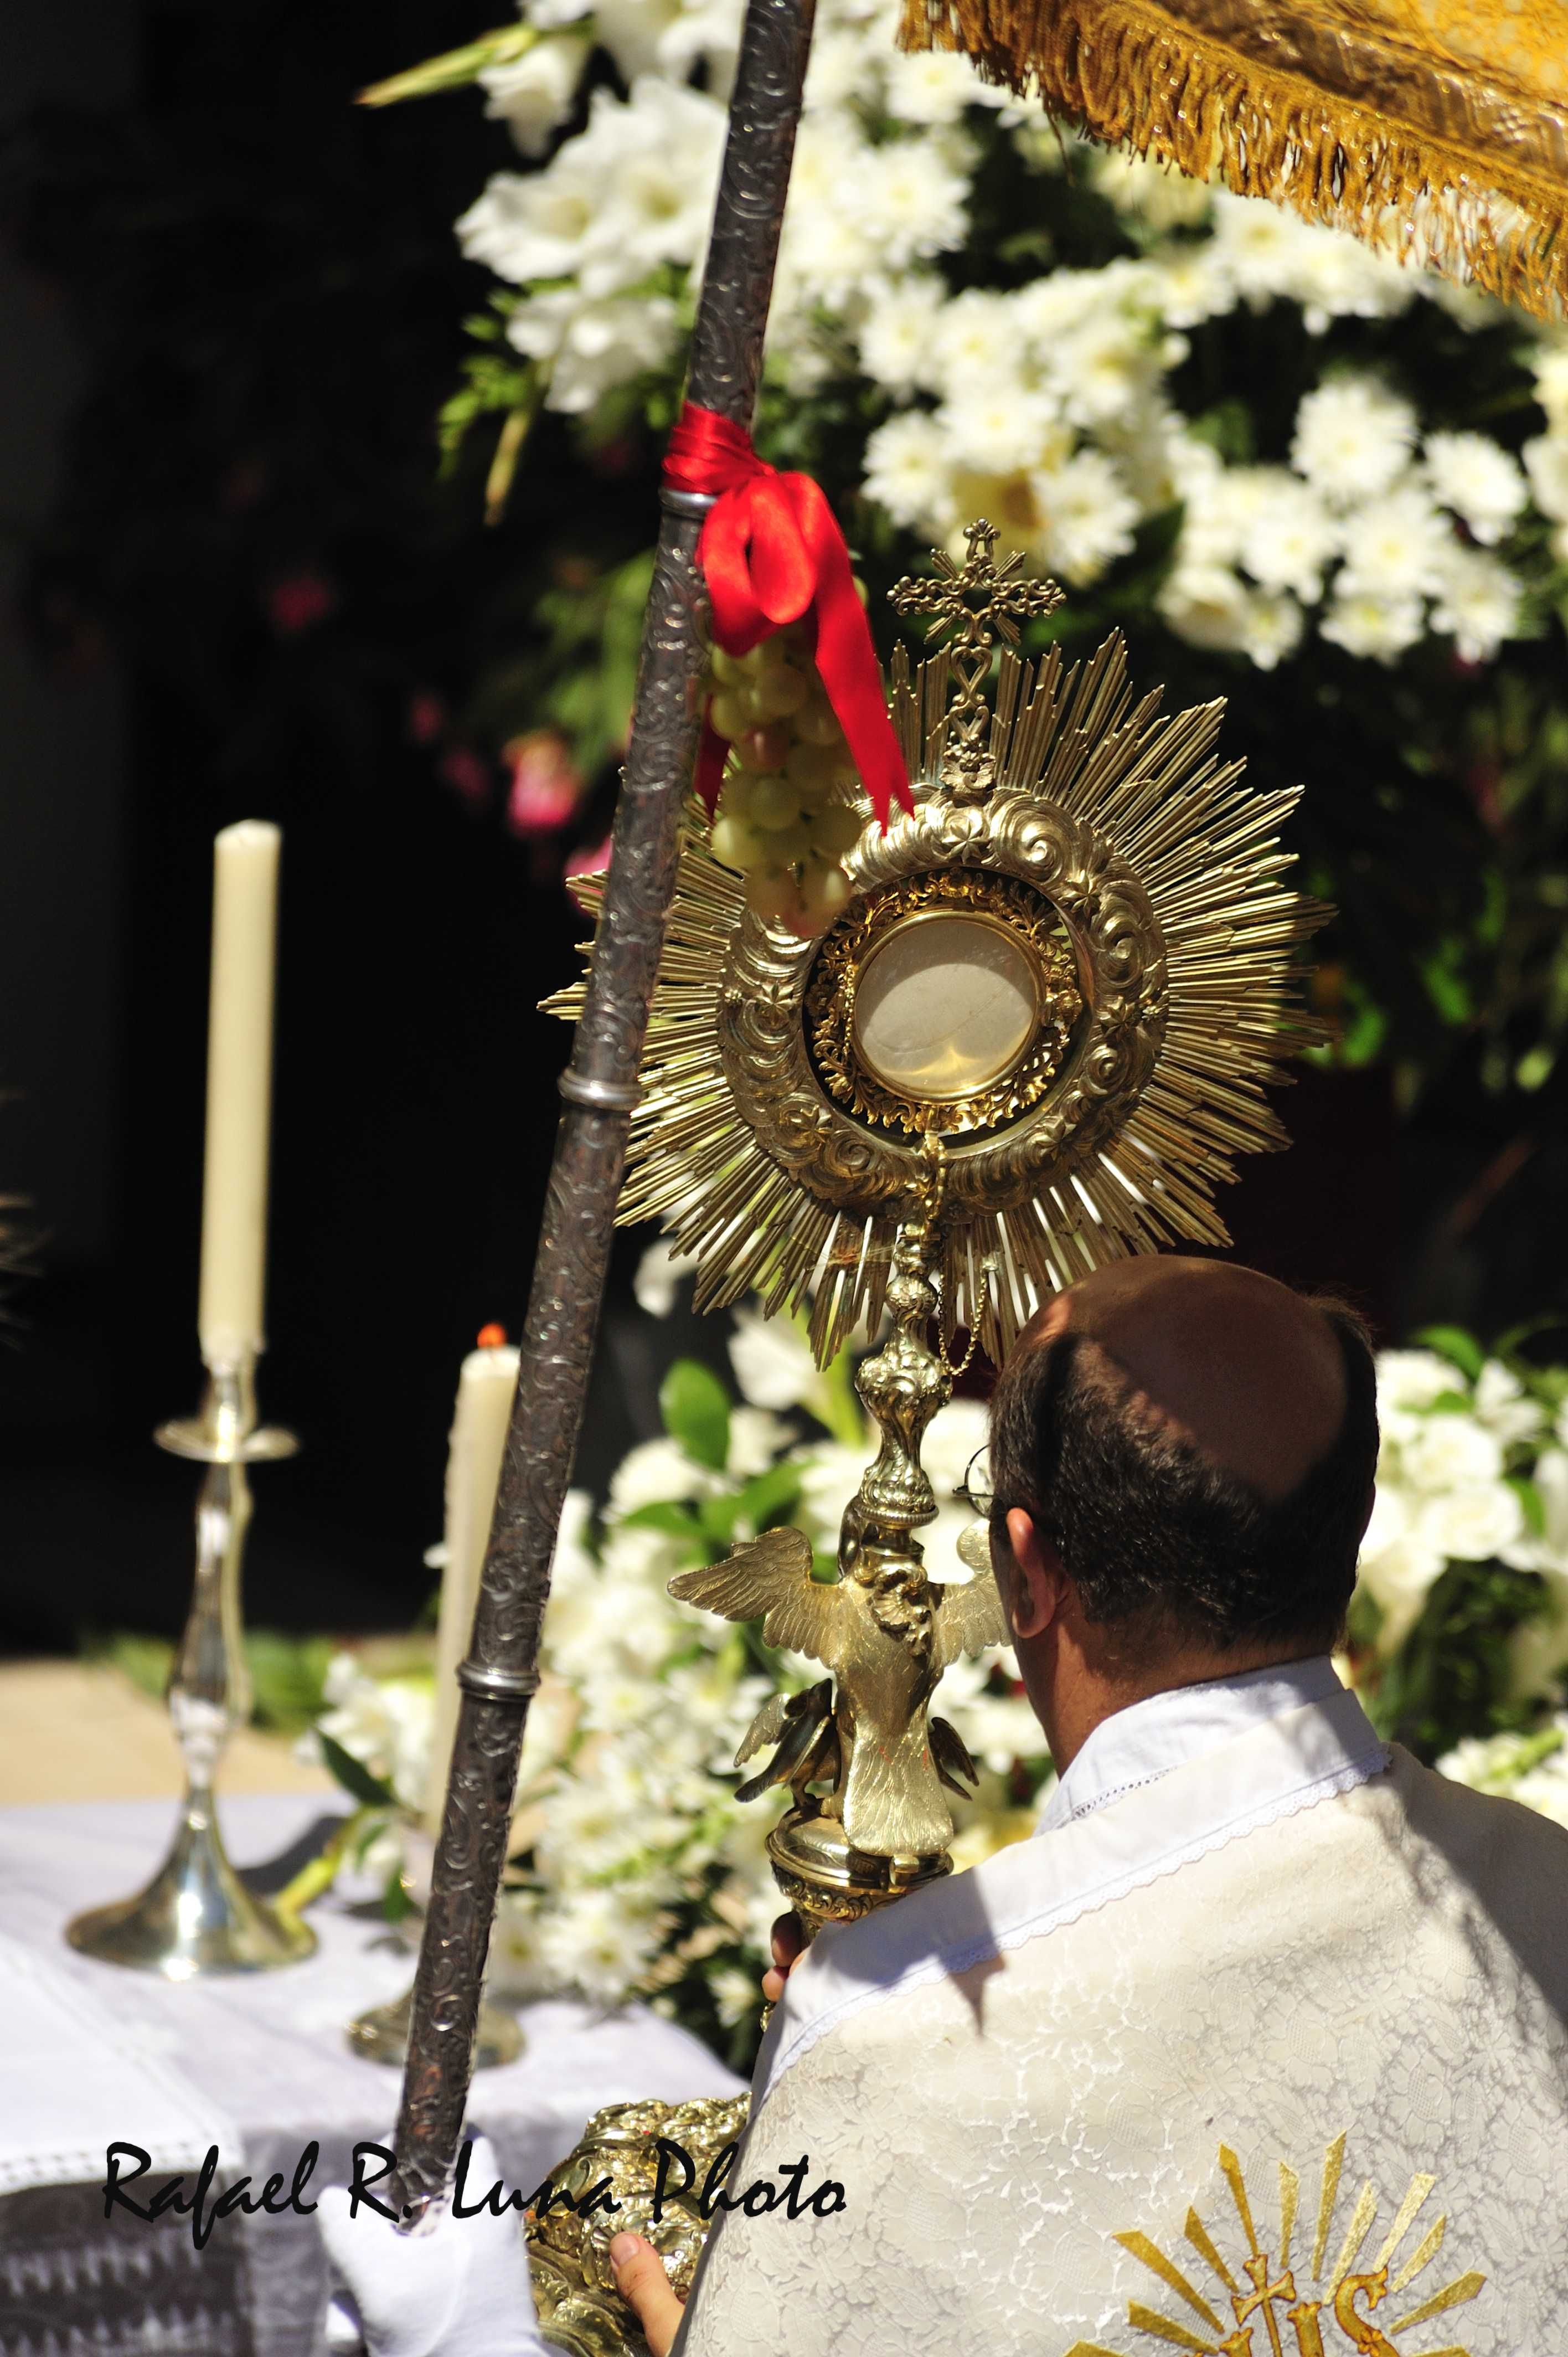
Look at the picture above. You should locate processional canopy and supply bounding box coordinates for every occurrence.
[901,0,1568,320]
[554,524,1325,1366]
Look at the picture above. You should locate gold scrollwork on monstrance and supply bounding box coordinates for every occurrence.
[533,522,1326,2354]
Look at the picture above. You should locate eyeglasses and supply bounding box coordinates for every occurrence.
[955,1446,995,1519]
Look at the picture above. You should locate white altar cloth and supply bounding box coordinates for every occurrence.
[0,1794,742,2357]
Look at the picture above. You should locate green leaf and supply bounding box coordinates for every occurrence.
[1509,1475,1547,1537]
[731,1461,806,1532]
[318,1732,398,1810]
[660,1359,731,1471]
[244,1630,335,1733]
[618,1501,705,1541]
[1412,1324,1486,1381]
[381,1863,414,1926]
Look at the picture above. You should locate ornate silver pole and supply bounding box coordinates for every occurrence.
[388,0,817,2217]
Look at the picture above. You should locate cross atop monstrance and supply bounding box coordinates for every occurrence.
[890,520,1064,801]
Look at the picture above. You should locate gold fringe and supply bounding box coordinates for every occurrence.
[900,0,1568,320]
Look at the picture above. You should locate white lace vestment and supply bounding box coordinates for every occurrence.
[674,1669,1568,2354]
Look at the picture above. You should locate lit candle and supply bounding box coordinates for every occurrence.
[197,822,282,1367]
[425,1327,518,1836]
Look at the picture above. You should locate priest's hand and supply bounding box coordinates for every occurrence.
[761,1910,805,2005]
[610,2232,686,2357]
[318,2137,545,2357]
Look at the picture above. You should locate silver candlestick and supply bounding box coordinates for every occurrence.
[67,1350,314,1977]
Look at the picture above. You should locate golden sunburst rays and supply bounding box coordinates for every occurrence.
[547,565,1325,1371]
[1062,2135,1486,2357]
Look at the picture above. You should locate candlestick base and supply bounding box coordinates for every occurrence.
[67,1799,316,1978]
[347,1981,522,2070]
[65,1350,314,1979]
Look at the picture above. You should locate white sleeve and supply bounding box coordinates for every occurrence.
[318,2137,549,2357]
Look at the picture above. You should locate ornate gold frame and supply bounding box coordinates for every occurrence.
[805,873,1082,1134]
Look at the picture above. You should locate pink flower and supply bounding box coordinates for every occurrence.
[439,746,493,810]
[505,730,585,838]
[266,571,336,635]
[406,691,446,745]
[565,832,613,911]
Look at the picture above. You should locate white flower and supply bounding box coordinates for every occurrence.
[479,34,591,157]
[862,409,953,531]
[1157,561,1255,655]
[936,383,1062,474]
[794,1443,868,1540]
[508,289,680,414]
[1355,1488,1447,1654]
[1398,1412,1504,1494]
[728,1406,795,1478]
[1429,545,1521,664]
[607,1435,721,1515]
[1023,448,1141,582]
[1529,342,1568,435]
[1319,584,1425,663]
[1291,378,1417,507]
[537,1885,668,2006]
[1376,1348,1461,1433]
[1239,473,1340,602]
[1472,1360,1547,1446]
[930,288,1025,395]
[633,1235,699,1317]
[921,1396,991,1496]
[729,1306,818,1411]
[1423,431,1528,544]
[315,1664,434,1813]
[1153,244,1236,330]
[1416,1481,1524,1565]
[1523,434,1568,560]
[710,1964,760,2026]
[1090,146,1213,232]
[858,278,947,394]
[1239,591,1304,670]
[883,47,1009,125]
[1335,484,1448,602]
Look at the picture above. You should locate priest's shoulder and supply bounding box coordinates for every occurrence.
[1386,1740,1568,1990]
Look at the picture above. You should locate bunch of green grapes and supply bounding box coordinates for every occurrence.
[703,624,864,938]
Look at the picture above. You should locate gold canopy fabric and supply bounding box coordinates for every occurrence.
[901,0,1568,316]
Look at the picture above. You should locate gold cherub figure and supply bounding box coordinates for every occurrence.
[669,1157,1008,1864]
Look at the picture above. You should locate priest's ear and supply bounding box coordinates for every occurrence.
[996,1509,1066,1641]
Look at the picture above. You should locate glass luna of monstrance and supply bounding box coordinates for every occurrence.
[524,522,1324,2355]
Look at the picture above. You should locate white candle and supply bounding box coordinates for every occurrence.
[425,1330,519,1835]
[197,822,281,1365]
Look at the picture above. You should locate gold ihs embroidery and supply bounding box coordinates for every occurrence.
[1064,2137,1487,2357]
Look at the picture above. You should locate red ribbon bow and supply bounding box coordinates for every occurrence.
[663,405,912,827]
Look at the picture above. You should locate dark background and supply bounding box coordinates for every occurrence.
[0,0,1556,1656]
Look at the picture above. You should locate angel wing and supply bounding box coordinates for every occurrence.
[668,1526,842,1664]
[931,1567,1008,1668]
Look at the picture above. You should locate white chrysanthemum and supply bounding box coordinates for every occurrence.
[1430,545,1521,664]
[1398,1411,1505,1494]
[1090,146,1213,232]
[1319,585,1424,663]
[1335,483,1448,601]
[1045,308,1163,430]
[1207,192,1321,306]
[508,289,680,415]
[1417,1481,1524,1565]
[802,23,881,114]
[929,288,1024,397]
[1523,433,1568,560]
[729,1305,820,1411]
[1238,591,1304,671]
[1152,244,1236,330]
[857,277,946,394]
[883,46,1008,125]
[537,1885,669,2006]
[1281,222,1415,335]
[1156,561,1255,655]
[1291,377,1418,507]
[936,384,1062,474]
[1239,472,1340,602]
[1423,431,1528,545]
[316,1665,434,1813]
[633,1235,699,1317]
[862,409,953,531]
[1025,448,1141,583]
[479,34,592,157]
[1530,342,1568,435]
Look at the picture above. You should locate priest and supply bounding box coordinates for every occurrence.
[325,1258,1568,2354]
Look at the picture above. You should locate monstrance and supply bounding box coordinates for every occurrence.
[527,522,1325,2353]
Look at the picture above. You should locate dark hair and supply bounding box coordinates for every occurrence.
[987,1298,1379,1656]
